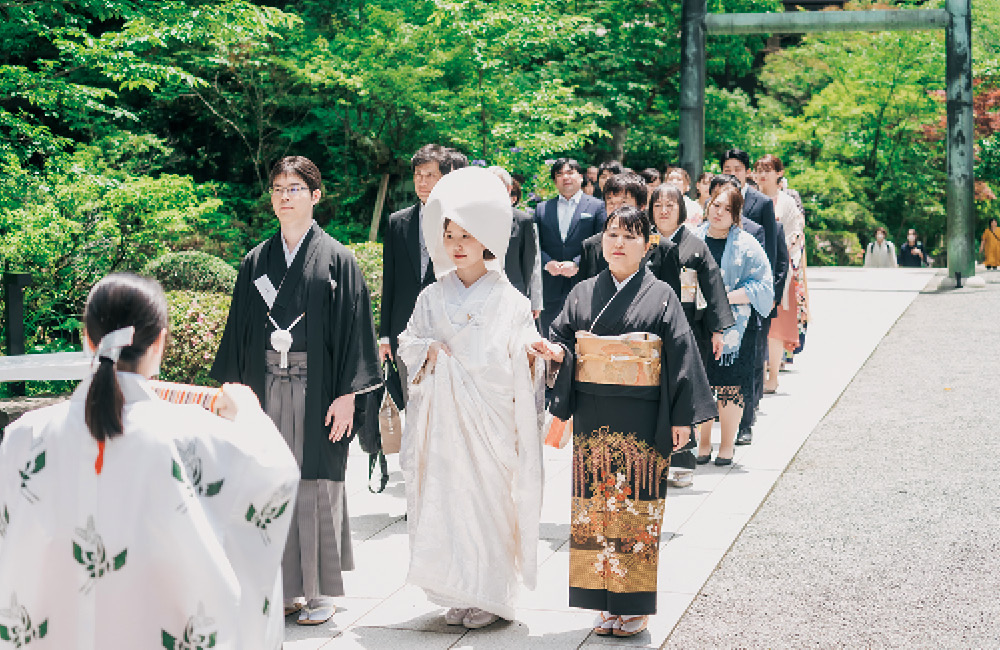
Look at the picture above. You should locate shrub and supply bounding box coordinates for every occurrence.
[160,290,231,386]
[143,251,237,293]
[346,241,383,333]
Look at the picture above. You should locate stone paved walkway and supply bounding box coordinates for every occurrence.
[284,266,942,649]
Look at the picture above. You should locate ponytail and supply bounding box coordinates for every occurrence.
[82,274,169,444]
[85,358,125,443]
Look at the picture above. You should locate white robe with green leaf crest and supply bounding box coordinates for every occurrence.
[0,372,299,649]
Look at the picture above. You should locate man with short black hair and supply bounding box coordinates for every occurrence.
[638,168,661,191]
[597,161,623,196]
[534,158,607,335]
[379,144,460,401]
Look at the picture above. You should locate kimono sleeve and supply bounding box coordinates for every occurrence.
[208,405,299,650]
[546,288,581,421]
[335,256,382,398]
[396,287,439,385]
[655,298,717,455]
[210,256,254,384]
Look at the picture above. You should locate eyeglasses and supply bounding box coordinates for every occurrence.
[270,185,309,197]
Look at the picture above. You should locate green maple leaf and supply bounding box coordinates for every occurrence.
[32,452,45,474]
[245,504,256,522]
[171,460,184,483]
[72,542,85,565]
[161,630,176,649]
[37,620,47,638]
[204,480,224,497]
[262,597,269,615]
[0,625,10,641]
[113,549,127,571]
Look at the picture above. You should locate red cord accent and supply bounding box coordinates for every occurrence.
[95,440,106,475]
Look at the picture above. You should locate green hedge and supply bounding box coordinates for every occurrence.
[346,241,383,333]
[160,290,231,386]
[143,250,237,293]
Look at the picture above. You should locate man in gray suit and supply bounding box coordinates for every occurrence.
[533,158,608,336]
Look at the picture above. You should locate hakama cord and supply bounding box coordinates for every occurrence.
[569,424,670,616]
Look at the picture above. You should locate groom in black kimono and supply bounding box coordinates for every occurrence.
[211,156,381,624]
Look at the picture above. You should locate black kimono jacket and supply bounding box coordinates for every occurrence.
[548,266,717,456]
[210,223,381,481]
[648,226,734,337]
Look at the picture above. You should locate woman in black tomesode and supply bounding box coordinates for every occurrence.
[531,206,716,638]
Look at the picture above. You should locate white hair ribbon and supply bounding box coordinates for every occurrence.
[94,326,135,364]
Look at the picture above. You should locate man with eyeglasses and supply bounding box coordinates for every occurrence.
[212,155,381,625]
[379,144,465,403]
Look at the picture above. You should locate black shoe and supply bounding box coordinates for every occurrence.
[695,454,712,465]
[735,428,752,445]
[714,456,733,466]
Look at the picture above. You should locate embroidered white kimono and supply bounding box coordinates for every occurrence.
[0,373,299,649]
[398,270,544,620]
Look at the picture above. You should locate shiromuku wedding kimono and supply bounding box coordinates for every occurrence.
[548,266,717,615]
[398,168,545,620]
[0,373,299,649]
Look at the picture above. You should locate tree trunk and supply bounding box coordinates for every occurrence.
[369,173,390,242]
[611,125,628,161]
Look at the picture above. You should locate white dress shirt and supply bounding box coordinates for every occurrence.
[557,190,583,241]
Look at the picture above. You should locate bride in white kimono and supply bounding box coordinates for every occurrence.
[0,273,299,649]
[398,167,545,629]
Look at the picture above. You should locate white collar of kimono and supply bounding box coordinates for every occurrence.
[422,167,512,279]
[72,370,157,405]
[612,268,640,292]
[281,220,315,267]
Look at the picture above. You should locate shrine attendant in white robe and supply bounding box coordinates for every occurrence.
[0,273,299,650]
[398,167,545,629]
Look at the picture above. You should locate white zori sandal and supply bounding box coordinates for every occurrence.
[593,611,620,636]
[613,614,649,637]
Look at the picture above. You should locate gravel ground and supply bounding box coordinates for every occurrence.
[666,278,1000,648]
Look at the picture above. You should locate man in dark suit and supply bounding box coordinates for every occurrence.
[578,172,657,284]
[720,149,779,446]
[379,144,465,402]
[534,158,608,335]
[489,165,542,318]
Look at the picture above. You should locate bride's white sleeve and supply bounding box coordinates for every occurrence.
[396,287,439,384]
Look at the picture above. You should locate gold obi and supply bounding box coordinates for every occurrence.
[574,332,662,387]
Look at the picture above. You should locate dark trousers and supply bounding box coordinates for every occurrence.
[739,317,771,431]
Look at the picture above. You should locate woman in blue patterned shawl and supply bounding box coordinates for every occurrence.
[692,184,773,466]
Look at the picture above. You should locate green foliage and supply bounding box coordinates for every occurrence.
[756,20,948,263]
[0,134,222,346]
[808,230,865,267]
[160,290,231,386]
[346,241,383,333]
[143,251,237,293]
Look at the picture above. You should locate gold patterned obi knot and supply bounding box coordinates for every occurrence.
[574,332,662,386]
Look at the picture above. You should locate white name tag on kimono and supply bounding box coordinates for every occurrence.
[254,275,278,309]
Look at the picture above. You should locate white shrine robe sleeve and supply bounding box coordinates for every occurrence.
[192,404,299,650]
